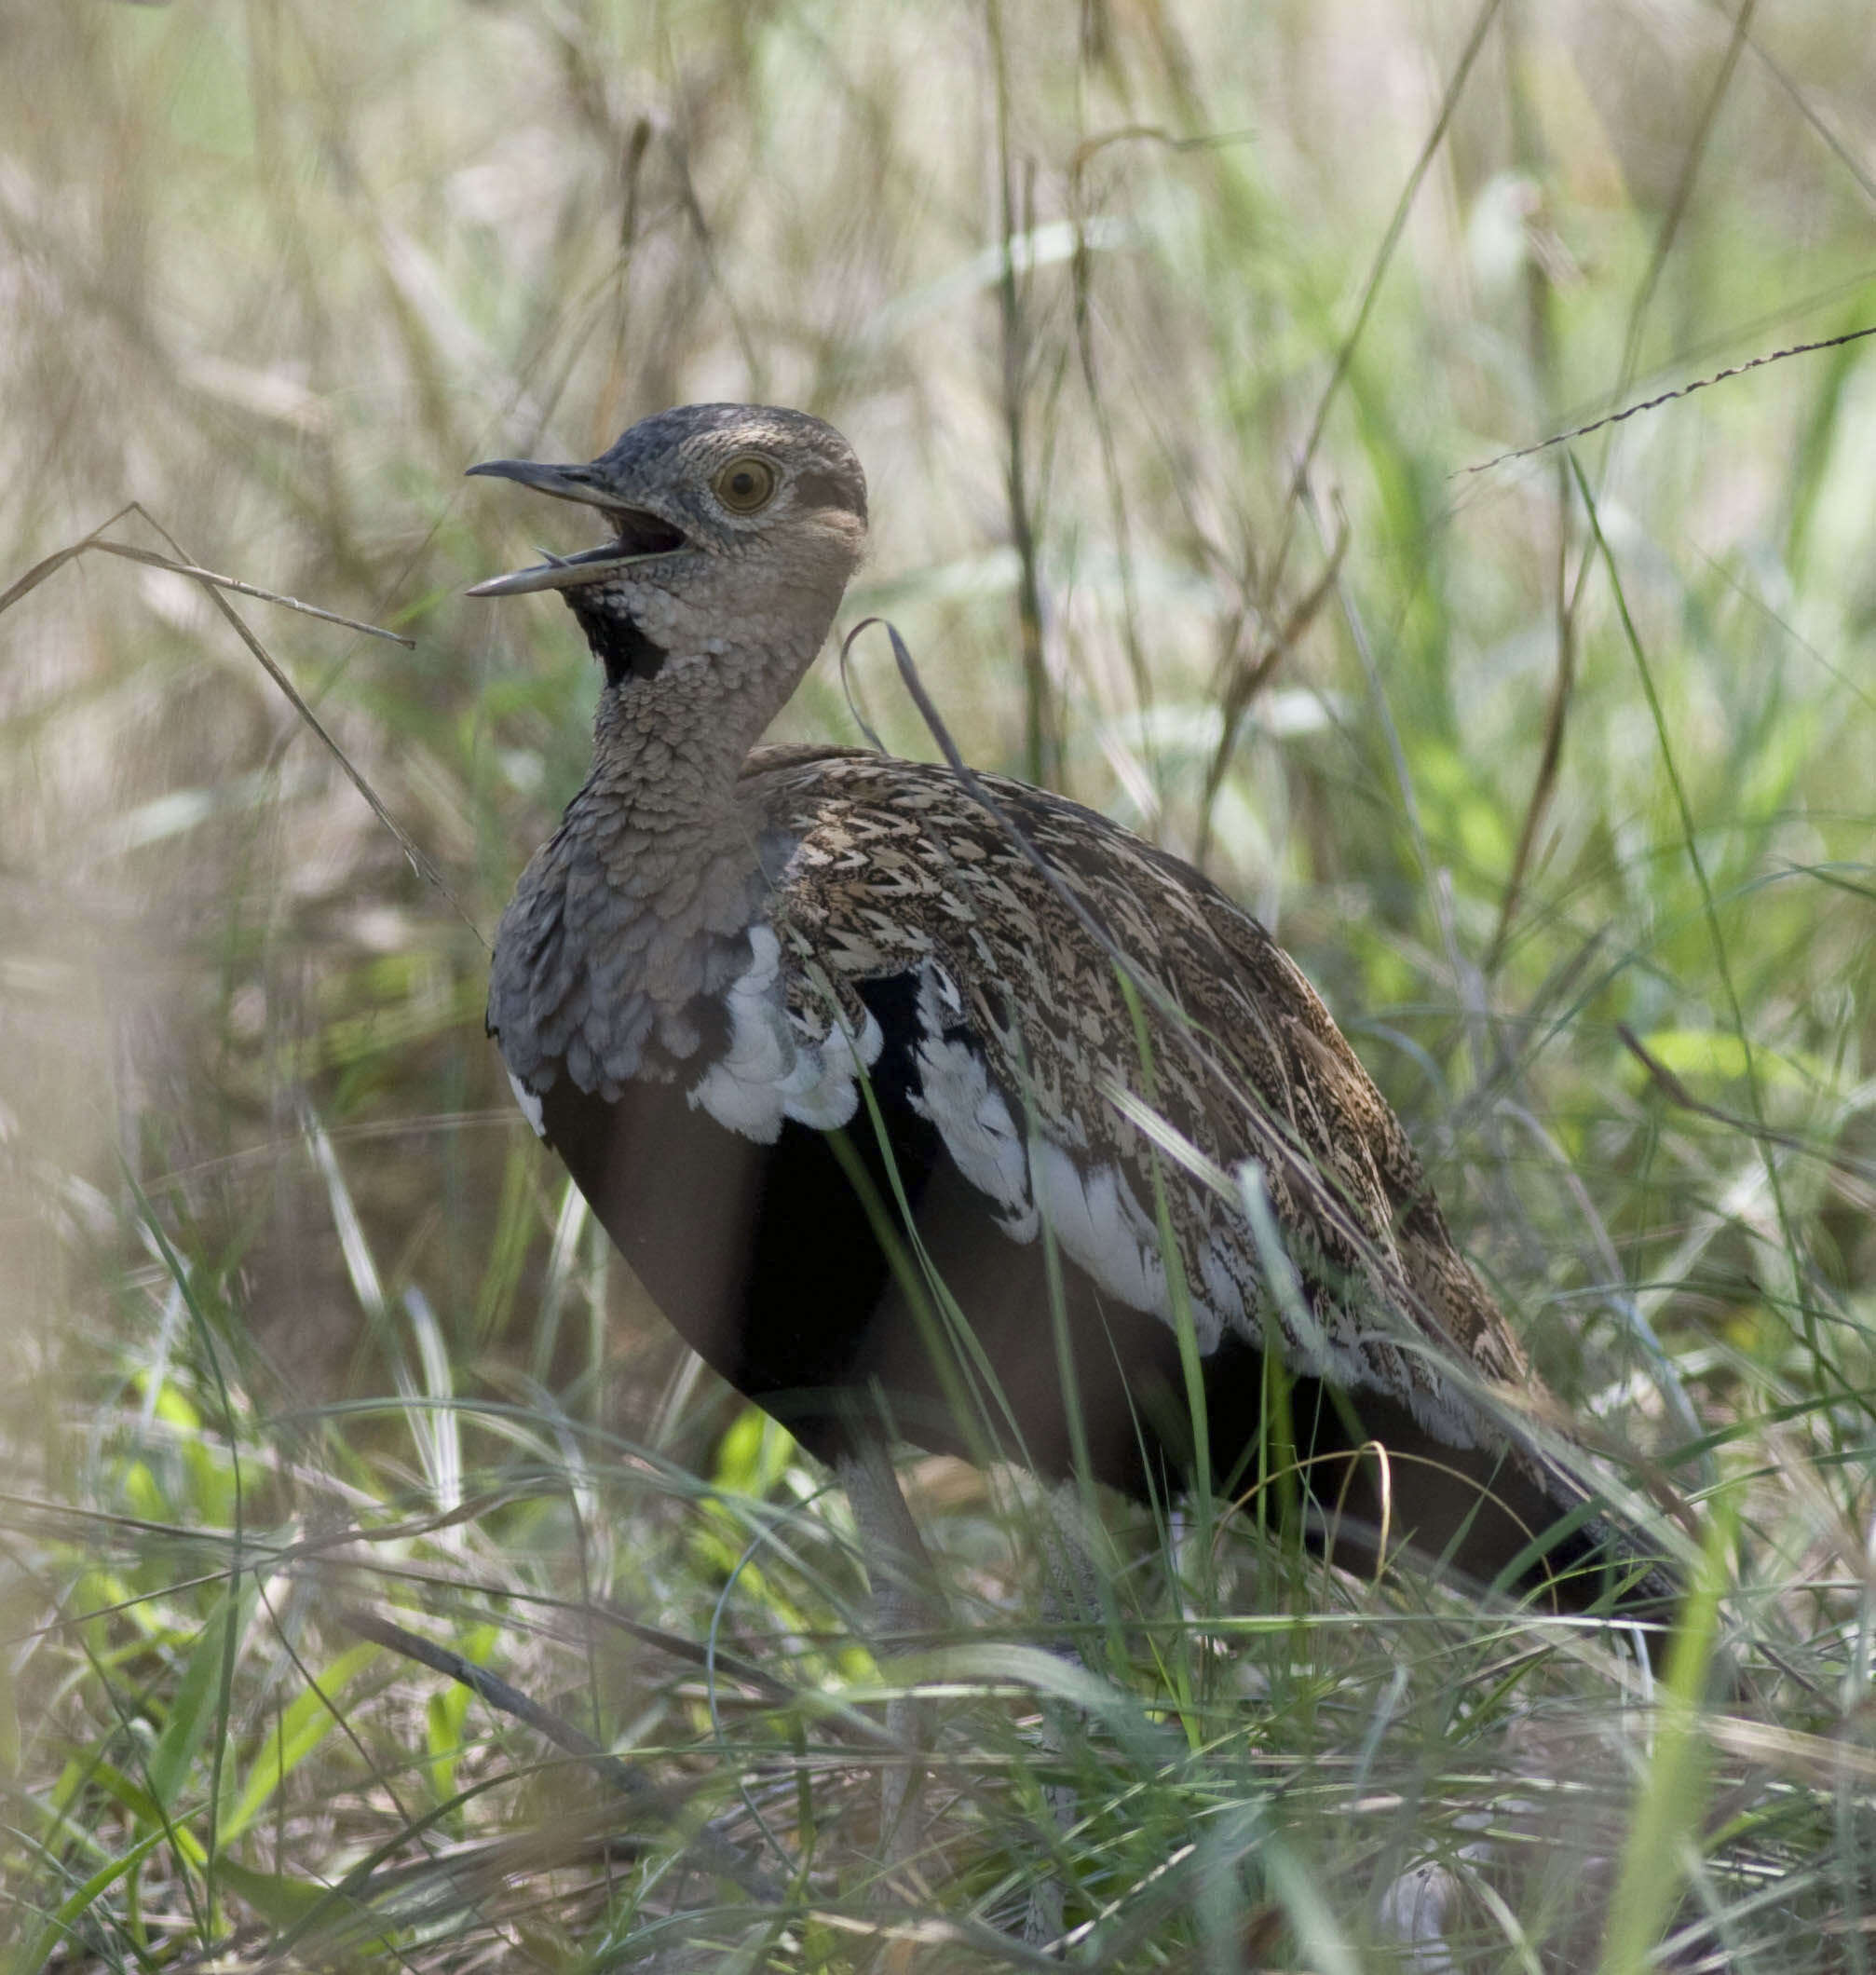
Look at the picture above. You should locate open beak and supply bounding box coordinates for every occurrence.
[465,457,688,596]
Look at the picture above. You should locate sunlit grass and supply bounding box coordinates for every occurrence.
[2,1,1872,1968]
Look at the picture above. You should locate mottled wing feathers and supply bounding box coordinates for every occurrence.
[741,745,1535,1449]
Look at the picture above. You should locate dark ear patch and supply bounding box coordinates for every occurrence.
[795,468,866,520]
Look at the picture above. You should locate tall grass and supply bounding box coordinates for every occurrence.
[2,2,1871,1968]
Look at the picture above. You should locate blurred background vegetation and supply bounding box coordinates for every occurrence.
[2,0,1872,1968]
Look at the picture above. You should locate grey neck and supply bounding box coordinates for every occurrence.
[573,639,806,886]
[491,537,857,1093]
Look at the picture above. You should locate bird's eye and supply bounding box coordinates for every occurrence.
[712,456,779,514]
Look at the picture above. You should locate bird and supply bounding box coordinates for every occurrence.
[467,402,1680,1675]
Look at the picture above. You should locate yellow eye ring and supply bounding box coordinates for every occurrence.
[712,455,779,514]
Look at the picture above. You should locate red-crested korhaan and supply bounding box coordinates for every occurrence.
[469,402,1679,1652]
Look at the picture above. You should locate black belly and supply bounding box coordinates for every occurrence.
[529,997,1620,1609]
[537,1046,1203,1494]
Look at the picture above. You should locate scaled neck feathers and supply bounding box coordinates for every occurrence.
[487,638,815,1102]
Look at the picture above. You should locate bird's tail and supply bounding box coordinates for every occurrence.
[1284,1376,1684,1669]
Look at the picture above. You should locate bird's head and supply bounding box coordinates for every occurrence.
[467,403,868,701]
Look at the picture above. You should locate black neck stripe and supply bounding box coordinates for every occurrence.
[569,597,669,687]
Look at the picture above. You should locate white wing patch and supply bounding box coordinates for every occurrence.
[904,963,1225,1352]
[687,924,885,1143]
[1033,1140,1213,1348]
[904,971,1034,1235]
[508,1069,547,1138]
